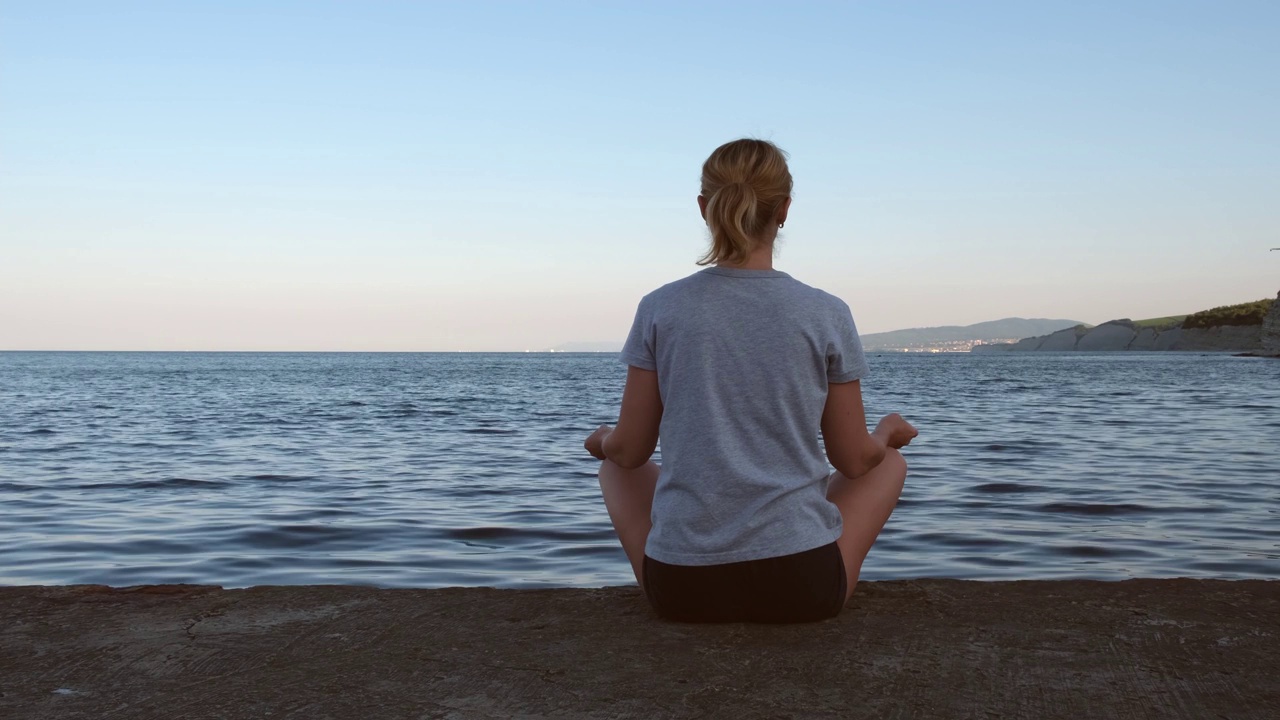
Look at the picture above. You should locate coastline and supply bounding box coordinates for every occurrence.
[3,579,1276,719]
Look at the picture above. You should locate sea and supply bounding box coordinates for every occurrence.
[1,351,1277,588]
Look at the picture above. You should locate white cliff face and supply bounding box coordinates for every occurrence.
[1038,327,1084,350]
[1261,292,1280,356]
[1129,328,1159,351]
[1154,328,1182,351]
[973,312,1274,353]
[1171,325,1263,352]
[1077,323,1138,351]
[968,294,1280,354]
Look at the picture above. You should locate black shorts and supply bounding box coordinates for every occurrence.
[642,542,847,623]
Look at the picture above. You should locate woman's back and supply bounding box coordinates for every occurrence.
[588,137,914,622]
[621,265,869,566]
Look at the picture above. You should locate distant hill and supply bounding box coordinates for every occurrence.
[860,318,1086,351]
[551,318,1088,354]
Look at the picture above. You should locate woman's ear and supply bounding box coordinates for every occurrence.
[777,196,792,226]
[697,194,708,221]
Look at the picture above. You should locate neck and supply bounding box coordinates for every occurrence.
[717,238,776,271]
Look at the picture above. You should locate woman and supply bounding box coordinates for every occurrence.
[585,138,917,623]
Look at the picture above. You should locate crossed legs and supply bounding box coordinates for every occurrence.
[826,448,907,601]
[599,451,907,603]
[597,460,659,588]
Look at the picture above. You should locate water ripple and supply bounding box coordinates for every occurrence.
[0,351,1277,588]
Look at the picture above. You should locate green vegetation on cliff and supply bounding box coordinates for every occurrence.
[1132,315,1186,330]
[1182,299,1273,330]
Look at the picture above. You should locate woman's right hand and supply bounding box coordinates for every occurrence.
[875,413,918,449]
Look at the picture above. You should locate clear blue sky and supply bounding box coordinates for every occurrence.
[3,1,1278,350]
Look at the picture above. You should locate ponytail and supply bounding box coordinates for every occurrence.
[702,181,759,266]
[697,139,793,266]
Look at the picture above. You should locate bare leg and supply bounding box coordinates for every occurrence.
[598,460,660,588]
[827,448,907,602]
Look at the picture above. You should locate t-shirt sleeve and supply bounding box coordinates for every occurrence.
[827,302,870,383]
[619,296,657,371]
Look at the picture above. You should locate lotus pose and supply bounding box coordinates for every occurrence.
[586,139,917,623]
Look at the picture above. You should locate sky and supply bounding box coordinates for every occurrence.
[2,1,1278,351]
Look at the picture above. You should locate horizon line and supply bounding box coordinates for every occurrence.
[0,349,623,354]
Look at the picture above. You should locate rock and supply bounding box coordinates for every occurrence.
[1261,292,1280,356]
[968,295,1280,354]
[1154,326,1182,350]
[1038,326,1082,351]
[1129,327,1159,350]
[1,581,1277,719]
[1077,321,1138,351]
[1173,325,1263,352]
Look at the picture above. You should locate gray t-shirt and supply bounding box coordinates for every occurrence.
[620,266,870,565]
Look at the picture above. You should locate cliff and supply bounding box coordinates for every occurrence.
[976,322,1265,353]
[974,296,1277,353]
[1262,292,1280,356]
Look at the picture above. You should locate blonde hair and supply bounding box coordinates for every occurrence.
[697,138,793,266]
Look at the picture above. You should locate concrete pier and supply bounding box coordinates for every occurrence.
[2,579,1277,719]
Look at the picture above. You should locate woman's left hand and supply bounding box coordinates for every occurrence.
[584,425,613,460]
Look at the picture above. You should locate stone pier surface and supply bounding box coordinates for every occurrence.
[2,580,1277,719]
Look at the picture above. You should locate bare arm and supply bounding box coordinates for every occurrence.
[595,366,662,469]
[820,380,888,479]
